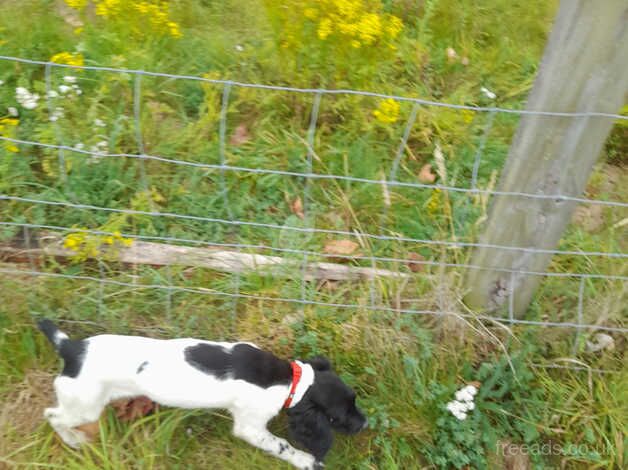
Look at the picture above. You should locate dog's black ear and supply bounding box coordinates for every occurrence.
[306,356,331,371]
[287,406,333,461]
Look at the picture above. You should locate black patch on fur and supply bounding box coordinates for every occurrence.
[184,343,292,388]
[278,442,289,454]
[136,361,149,374]
[58,339,87,378]
[37,318,87,378]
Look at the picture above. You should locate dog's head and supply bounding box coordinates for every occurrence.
[287,356,367,461]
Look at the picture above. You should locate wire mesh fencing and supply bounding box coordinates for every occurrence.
[0,56,626,373]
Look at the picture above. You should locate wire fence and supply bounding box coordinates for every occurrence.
[1,56,626,373]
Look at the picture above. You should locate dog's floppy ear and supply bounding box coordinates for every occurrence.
[306,355,331,371]
[287,406,333,461]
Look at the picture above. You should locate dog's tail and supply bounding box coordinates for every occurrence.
[37,318,70,351]
[37,318,86,377]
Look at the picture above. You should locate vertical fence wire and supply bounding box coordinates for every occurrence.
[133,73,149,191]
[218,82,241,329]
[471,110,496,190]
[572,276,586,355]
[374,102,421,310]
[44,63,67,183]
[299,92,322,308]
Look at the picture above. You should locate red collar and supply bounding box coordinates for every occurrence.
[283,361,302,408]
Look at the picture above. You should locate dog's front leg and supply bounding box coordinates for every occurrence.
[232,410,322,470]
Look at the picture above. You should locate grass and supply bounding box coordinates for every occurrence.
[1,0,626,468]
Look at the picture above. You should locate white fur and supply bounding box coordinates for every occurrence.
[288,360,315,408]
[45,335,318,470]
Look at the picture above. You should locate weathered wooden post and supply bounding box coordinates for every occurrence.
[464,0,628,317]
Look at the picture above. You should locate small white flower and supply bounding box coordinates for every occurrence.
[58,85,71,94]
[0,80,4,86]
[453,410,467,420]
[22,100,38,110]
[74,143,85,150]
[94,118,106,127]
[464,385,478,396]
[75,89,82,95]
[465,401,475,411]
[63,76,77,83]
[8,107,18,117]
[235,44,244,52]
[97,140,108,148]
[455,390,474,403]
[90,144,104,156]
[49,106,64,122]
[481,86,496,100]
[47,90,59,98]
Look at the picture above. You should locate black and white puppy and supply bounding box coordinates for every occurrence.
[37,319,367,469]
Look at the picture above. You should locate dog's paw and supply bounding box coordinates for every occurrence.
[292,451,317,470]
[313,462,325,470]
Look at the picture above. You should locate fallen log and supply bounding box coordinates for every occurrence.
[0,231,408,281]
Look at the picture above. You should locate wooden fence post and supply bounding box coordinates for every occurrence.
[464,0,628,317]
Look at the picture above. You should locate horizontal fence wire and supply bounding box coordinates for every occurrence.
[1,195,626,260]
[1,56,627,120]
[1,221,627,281]
[1,267,626,334]
[1,136,627,210]
[1,56,626,376]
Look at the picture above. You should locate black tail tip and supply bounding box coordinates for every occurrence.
[37,318,57,332]
[37,318,61,344]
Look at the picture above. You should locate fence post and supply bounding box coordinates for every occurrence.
[464,0,628,317]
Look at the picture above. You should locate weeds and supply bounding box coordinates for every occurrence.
[1,0,626,468]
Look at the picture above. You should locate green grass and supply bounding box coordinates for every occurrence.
[1,0,626,468]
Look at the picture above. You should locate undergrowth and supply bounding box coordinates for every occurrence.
[1,0,626,469]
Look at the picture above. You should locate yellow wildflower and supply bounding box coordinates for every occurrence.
[63,233,85,250]
[426,189,442,215]
[50,52,84,67]
[385,15,403,38]
[0,117,20,153]
[64,0,87,9]
[303,0,402,49]
[373,99,400,124]
[94,0,182,39]
[304,8,318,20]
[317,18,333,40]
[462,110,476,124]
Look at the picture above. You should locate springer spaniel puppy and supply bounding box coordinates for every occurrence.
[37,319,367,469]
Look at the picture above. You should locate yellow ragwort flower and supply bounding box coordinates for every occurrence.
[373,98,400,124]
[0,117,20,153]
[50,52,84,67]
[64,0,87,9]
[317,18,333,40]
[305,0,402,48]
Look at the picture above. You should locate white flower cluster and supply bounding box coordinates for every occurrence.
[49,106,65,122]
[90,140,108,157]
[16,87,40,110]
[58,76,82,96]
[446,384,477,421]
